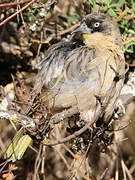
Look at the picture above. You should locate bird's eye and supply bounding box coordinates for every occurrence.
[94,22,100,28]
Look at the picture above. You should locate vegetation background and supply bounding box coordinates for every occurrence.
[0,0,135,179]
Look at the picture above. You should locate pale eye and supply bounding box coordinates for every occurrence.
[94,22,100,28]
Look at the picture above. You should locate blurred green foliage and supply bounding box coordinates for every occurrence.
[81,0,135,54]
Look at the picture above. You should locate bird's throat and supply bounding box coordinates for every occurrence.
[83,33,91,39]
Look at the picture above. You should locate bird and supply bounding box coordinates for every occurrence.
[28,12,125,124]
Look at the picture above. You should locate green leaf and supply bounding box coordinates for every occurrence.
[27,12,34,22]
[108,8,117,17]
[104,0,111,7]
[125,42,135,53]
[89,0,97,12]
[29,15,34,22]
[103,6,108,12]
[131,0,135,11]
[110,0,124,8]
[32,9,39,16]
[125,46,133,53]
[127,29,135,35]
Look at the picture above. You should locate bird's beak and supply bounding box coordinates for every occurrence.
[71,22,91,35]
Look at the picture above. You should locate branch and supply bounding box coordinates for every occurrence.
[0,0,31,7]
[0,110,36,130]
[0,0,35,27]
[50,107,78,124]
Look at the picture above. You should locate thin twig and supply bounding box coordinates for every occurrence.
[122,159,134,180]
[33,144,42,180]
[41,145,46,176]
[44,24,79,42]
[62,144,75,158]
[115,156,119,180]
[99,168,108,180]
[118,144,134,180]
[0,0,31,7]
[0,0,35,27]
[53,146,70,170]
[121,159,127,180]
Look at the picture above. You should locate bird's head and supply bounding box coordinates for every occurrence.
[71,13,122,47]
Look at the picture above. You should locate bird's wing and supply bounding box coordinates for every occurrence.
[43,46,99,110]
[47,45,120,112]
[30,41,81,102]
